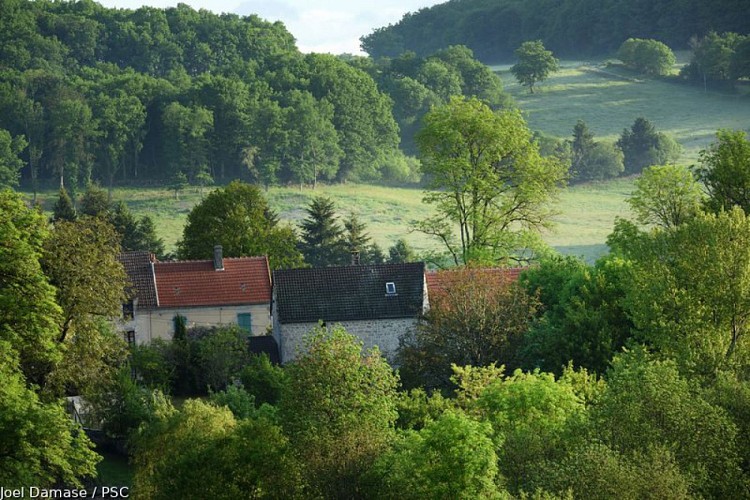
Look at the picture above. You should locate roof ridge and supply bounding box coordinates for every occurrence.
[156,255,267,265]
[275,261,425,274]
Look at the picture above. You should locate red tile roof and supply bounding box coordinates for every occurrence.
[426,267,526,301]
[154,256,271,308]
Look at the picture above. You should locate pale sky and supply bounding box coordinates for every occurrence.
[97,0,442,55]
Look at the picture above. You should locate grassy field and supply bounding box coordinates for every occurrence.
[33,178,630,263]
[496,60,750,164]
[31,62,746,263]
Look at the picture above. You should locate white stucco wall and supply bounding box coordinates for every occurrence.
[276,317,417,365]
[134,303,271,343]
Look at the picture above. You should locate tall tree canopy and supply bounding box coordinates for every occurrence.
[178,181,304,270]
[279,325,399,498]
[360,0,750,62]
[609,209,750,378]
[0,128,27,189]
[0,190,100,486]
[415,96,566,265]
[627,164,703,229]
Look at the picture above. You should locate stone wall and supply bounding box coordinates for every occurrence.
[276,317,417,365]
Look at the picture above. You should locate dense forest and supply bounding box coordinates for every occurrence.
[361,0,750,61]
[0,0,508,196]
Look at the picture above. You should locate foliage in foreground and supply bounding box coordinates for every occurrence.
[0,190,100,487]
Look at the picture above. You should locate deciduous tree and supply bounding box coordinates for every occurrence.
[519,256,633,375]
[415,96,566,265]
[618,38,676,76]
[42,217,129,394]
[0,128,27,188]
[0,190,63,386]
[178,181,304,270]
[279,325,398,498]
[592,350,746,499]
[627,164,703,229]
[133,399,301,499]
[695,129,750,214]
[399,267,538,391]
[371,410,500,499]
[0,343,100,488]
[609,210,750,377]
[510,40,559,93]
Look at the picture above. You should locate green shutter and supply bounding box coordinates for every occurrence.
[237,313,252,334]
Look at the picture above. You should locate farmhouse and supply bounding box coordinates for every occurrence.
[272,262,428,363]
[119,246,272,344]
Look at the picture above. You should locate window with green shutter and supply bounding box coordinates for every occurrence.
[237,313,252,334]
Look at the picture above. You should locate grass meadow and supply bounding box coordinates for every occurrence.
[29,61,748,263]
[32,179,629,263]
[497,60,750,164]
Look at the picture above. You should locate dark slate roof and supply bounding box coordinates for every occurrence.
[273,262,426,324]
[119,251,158,309]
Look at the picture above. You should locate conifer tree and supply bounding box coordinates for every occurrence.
[298,196,346,267]
[343,212,371,264]
[52,187,76,222]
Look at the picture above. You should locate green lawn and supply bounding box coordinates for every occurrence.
[498,61,750,164]
[32,179,630,263]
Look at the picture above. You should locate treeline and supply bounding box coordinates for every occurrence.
[348,45,508,155]
[0,0,398,193]
[0,1,507,195]
[361,0,750,61]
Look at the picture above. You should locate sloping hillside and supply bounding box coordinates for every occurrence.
[361,0,750,62]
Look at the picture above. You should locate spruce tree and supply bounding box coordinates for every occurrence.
[343,212,372,265]
[388,238,416,263]
[571,120,595,173]
[52,187,77,222]
[617,117,680,175]
[299,197,346,267]
[79,185,110,217]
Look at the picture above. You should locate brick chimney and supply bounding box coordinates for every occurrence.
[213,245,224,271]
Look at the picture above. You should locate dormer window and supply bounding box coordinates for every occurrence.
[385,282,397,295]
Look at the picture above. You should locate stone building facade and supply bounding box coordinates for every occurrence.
[272,262,428,364]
